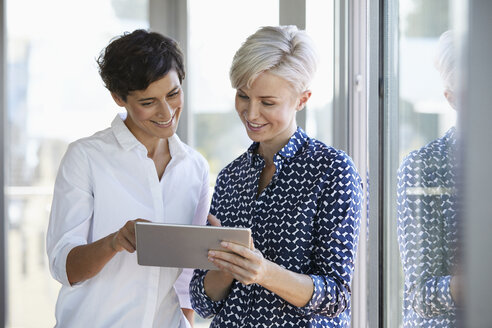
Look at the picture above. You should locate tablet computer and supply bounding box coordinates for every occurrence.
[135,222,252,270]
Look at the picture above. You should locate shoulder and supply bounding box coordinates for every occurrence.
[302,137,359,175]
[67,126,116,155]
[215,152,250,184]
[399,134,450,174]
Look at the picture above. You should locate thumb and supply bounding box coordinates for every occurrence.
[207,214,221,227]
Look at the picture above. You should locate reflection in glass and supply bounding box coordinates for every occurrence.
[397,30,459,327]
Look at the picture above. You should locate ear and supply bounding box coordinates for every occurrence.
[444,90,456,110]
[111,92,126,107]
[296,90,312,111]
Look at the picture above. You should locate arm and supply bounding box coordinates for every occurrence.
[396,156,456,318]
[67,219,147,285]
[46,143,148,286]
[294,154,362,317]
[208,240,314,307]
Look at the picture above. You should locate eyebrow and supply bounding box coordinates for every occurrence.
[137,86,180,102]
[237,89,278,99]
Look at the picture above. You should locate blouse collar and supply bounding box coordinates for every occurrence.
[111,113,187,158]
[246,127,309,167]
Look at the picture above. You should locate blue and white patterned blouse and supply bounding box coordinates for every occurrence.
[397,127,458,328]
[190,127,363,327]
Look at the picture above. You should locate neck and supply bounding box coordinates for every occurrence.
[146,138,169,159]
[257,125,297,165]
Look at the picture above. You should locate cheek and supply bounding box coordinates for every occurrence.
[129,107,151,121]
[174,94,184,109]
[235,99,244,115]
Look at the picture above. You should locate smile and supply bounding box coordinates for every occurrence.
[245,119,268,131]
[151,112,175,127]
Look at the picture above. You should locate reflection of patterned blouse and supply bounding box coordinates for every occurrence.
[190,127,363,327]
[397,127,458,328]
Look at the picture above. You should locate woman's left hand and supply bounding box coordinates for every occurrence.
[208,239,269,286]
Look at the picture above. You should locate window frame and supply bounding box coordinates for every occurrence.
[0,0,6,324]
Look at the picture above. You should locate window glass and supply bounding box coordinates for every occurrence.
[6,0,148,326]
[385,0,458,327]
[188,0,279,184]
[305,0,334,146]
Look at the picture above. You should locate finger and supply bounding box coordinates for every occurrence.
[119,226,137,248]
[207,214,221,227]
[250,237,255,250]
[221,241,255,259]
[114,233,136,253]
[209,257,254,284]
[209,250,250,268]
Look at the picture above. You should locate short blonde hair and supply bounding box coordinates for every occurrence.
[434,30,456,93]
[230,25,318,94]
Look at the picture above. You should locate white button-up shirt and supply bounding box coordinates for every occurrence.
[46,113,209,328]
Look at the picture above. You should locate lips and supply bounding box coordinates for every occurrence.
[151,112,175,127]
[246,119,268,131]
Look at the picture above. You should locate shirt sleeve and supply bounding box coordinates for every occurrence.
[396,154,456,318]
[46,142,94,287]
[296,152,362,318]
[176,162,210,309]
[189,169,227,318]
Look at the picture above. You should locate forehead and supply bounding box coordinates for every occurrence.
[129,70,181,98]
[244,72,294,97]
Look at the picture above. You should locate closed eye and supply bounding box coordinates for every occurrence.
[140,101,154,106]
[167,88,181,98]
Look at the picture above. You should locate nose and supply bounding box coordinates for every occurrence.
[156,100,173,119]
[244,101,260,121]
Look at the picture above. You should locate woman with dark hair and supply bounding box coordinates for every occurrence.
[46,29,208,327]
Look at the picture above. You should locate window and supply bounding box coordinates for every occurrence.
[188,0,279,184]
[5,0,148,326]
[382,0,458,326]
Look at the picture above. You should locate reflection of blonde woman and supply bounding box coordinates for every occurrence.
[46,30,210,328]
[397,30,460,327]
[190,25,363,327]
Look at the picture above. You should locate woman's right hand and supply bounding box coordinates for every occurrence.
[111,218,150,253]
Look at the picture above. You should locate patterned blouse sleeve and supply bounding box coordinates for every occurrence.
[397,153,456,318]
[189,169,228,318]
[296,151,363,317]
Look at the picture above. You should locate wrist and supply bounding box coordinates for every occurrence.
[259,259,276,289]
[107,232,119,253]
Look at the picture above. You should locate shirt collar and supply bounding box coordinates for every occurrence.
[111,113,141,151]
[111,113,188,158]
[444,126,457,146]
[246,126,308,166]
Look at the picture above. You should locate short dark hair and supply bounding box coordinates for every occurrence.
[97,29,185,101]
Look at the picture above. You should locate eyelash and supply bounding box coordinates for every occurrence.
[168,89,181,98]
[139,90,180,106]
[238,94,274,107]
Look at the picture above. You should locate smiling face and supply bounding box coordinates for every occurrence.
[112,70,183,148]
[235,71,310,152]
